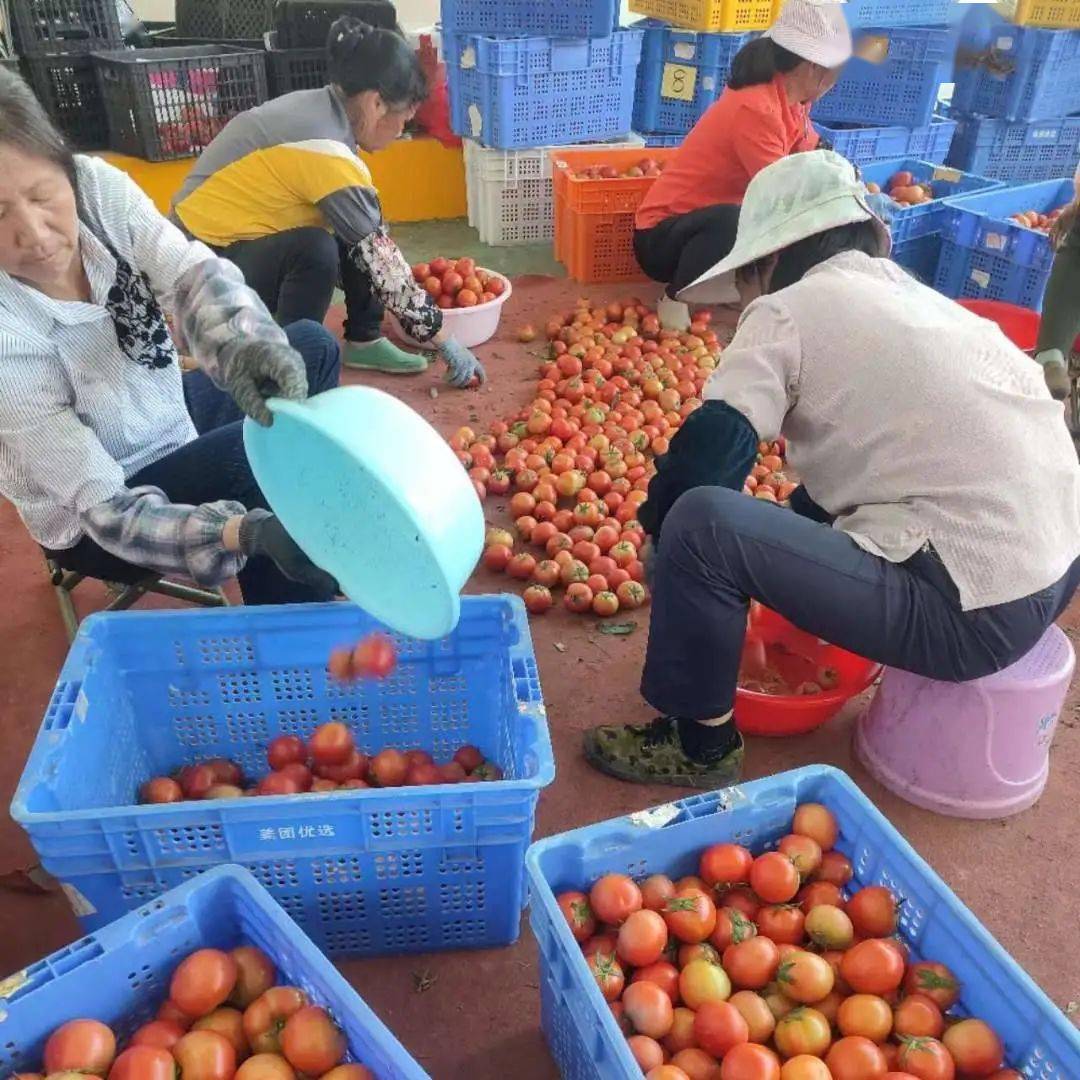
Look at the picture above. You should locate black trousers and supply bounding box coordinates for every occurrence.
[218,227,384,343]
[634,204,741,297]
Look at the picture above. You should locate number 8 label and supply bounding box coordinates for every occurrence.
[661,63,698,103]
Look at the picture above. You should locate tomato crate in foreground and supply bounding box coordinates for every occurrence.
[0,866,427,1077]
[551,145,680,215]
[934,177,1075,309]
[627,0,776,32]
[526,766,1080,1080]
[11,596,553,957]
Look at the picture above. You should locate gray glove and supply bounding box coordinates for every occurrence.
[224,339,308,426]
[438,336,486,389]
[238,510,338,596]
[865,191,900,226]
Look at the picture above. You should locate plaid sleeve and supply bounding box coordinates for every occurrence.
[171,257,289,387]
[351,227,443,343]
[80,487,248,585]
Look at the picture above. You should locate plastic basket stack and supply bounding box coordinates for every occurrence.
[934,4,1080,308]
[8,0,120,150]
[807,1,966,285]
[947,5,1080,184]
[441,1,641,151]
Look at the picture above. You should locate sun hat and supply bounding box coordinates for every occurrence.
[765,0,853,69]
[677,149,892,306]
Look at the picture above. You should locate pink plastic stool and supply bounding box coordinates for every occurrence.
[854,625,1075,819]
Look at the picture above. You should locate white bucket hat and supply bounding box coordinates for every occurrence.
[765,0,853,69]
[678,149,892,306]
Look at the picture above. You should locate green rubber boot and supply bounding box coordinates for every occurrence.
[583,715,744,788]
[343,337,429,374]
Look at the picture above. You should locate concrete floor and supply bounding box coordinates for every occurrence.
[0,224,1077,1077]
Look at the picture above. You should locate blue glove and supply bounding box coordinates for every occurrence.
[438,337,487,388]
[865,191,900,226]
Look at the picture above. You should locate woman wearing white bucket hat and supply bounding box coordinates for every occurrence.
[585,150,1080,788]
[634,0,853,332]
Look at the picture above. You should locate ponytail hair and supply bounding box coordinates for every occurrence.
[326,15,428,107]
[728,37,804,90]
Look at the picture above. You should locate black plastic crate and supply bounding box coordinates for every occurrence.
[149,26,263,48]
[273,0,396,48]
[95,44,268,161]
[11,0,123,55]
[264,29,325,95]
[175,0,277,40]
[25,53,109,148]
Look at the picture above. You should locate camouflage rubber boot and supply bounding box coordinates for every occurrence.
[583,716,744,788]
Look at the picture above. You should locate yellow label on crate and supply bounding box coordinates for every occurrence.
[661,63,698,102]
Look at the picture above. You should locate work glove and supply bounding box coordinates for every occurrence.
[224,339,308,426]
[239,510,338,595]
[438,336,487,389]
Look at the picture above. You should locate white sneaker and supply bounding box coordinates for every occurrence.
[658,295,691,332]
[1036,349,1071,401]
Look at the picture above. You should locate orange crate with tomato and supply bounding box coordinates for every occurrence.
[551,146,681,215]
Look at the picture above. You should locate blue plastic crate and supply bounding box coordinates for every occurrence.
[636,129,685,147]
[632,20,753,134]
[813,26,953,128]
[860,156,1002,242]
[445,30,643,150]
[841,0,962,27]
[0,866,428,1077]
[815,116,958,165]
[947,112,1080,183]
[934,177,1075,308]
[526,766,1080,1080]
[952,11,1080,121]
[892,232,944,283]
[440,0,618,36]
[11,596,554,957]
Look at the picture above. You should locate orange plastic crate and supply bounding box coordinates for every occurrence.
[551,146,681,215]
[555,193,648,284]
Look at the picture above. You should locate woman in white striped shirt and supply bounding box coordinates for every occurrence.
[0,68,337,603]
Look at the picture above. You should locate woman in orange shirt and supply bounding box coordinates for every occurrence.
[634,0,852,329]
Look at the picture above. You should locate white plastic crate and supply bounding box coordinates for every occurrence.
[464,134,645,246]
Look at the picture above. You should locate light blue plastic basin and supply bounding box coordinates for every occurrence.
[244,386,484,640]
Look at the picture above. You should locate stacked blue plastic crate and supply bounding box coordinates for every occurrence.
[937,5,1080,308]
[809,0,965,284]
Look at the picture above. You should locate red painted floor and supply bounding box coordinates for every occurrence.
[0,274,1077,1077]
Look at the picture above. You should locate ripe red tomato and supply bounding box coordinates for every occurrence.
[243,987,307,1055]
[193,1007,247,1059]
[157,999,193,1028]
[587,951,625,1001]
[140,776,183,804]
[170,948,238,1018]
[593,590,620,616]
[825,1036,888,1080]
[173,1029,236,1080]
[631,961,681,1005]
[590,873,643,925]
[840,939,905,996]
[694,1000,749,1059]
[278,761,312,791]
[319,1067,375,1080]
[617,909,669,967]
[327,648,354,681]
[663,887,717,944]
[229,946,276,1009]
[508,552,538,580]
[179,763,216,799]
[280,1005,346,1074]
[370,748,409,787]
[710,906,757,951]
[564,582,594,612]
[483,543,513,572]
[718,1042,781,1080]
[792,803,838,851]
[698,843,753,889]
[623,981,675,1039]
[846,885,898,938]
[131,1019,186,1050]
[313,749,368,783]
[723,936,780,990]
[453,745,484,772]
[893,993,944,1039]
[456,288,479,307]
[557,890,596,942]
[640,874,676,912]
[756,904,805,945]
[777,834,822,879]
[352,633,396,679]
[749,852,800,903]
[524,584,554,614]
[441,270,463,295]
[256,771,303,796]
[108,1045,177,1080]
[816,849,854,886]
[44,1019,116,1074]
[776,950,835,1003]
[798,880,844,912]
[308,722,355,766]
[429,256,449,276]
[942,1019,1004,1076]
[902,962,960,1010]
[266,735,307,771]
[897,1036,955,1080]
[235,1053,298,1079]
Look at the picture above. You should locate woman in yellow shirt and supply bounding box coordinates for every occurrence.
[173,17,484,386]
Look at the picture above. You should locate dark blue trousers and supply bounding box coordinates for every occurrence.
[49,321,341,606]
[642,486,1080,720]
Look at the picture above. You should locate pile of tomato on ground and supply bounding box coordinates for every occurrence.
[18,944,370,1079]
[454,294,793,619]
[557,802,1018,1080]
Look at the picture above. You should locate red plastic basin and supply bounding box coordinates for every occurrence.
[735,608,882,737]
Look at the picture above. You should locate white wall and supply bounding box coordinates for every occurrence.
[132,0,635,29]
